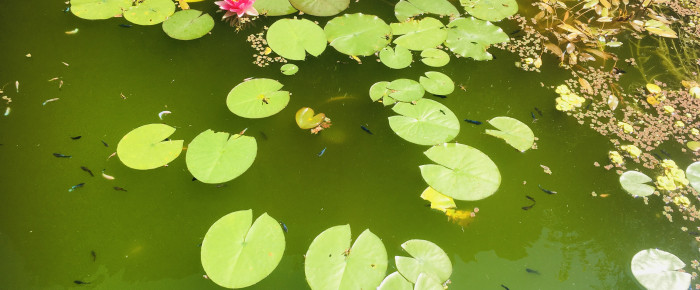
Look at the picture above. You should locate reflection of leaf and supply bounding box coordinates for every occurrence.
[388,99,460,146]
[631,249,691,290]
[117,124,183,170]
[162,10,214,40]
[619,171,655,197]
[71,0,132,20]
[378,272,412,290]
[124,0,175,26]
[185,129,257,184]
[226,79,290,118]
[289,0,349,16]
[395,240,452,283]
[420,187,456,212]
[484,116,535,152]
[379,46,412,69]
[267,19,327,60]
[325,13,392,56]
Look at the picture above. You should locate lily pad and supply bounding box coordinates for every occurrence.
[162,10,214,40]
[395,240,452,283]
[408,0,460,17]
[186,130,257,184]
[484,116,535,152]
[201,210,285,289]
[295,107,325,129]
[305,225,388,290]
[460,0,518,22]
[420,143,501,200]
[445,17,509,60]
[378,272,412,290]
[71,0,132,20]
[420,48,450,67]
[388,99,459,145]
[414,273,444,290]
[289,0,349,16]
[419,71,454,96]
[394,0,424,22]
[281,63,299,75]
[390,17,447,51]
[388,79,425,102]
[267,18,327,61]
[620,171,656,197]
[325,13,392,56]
[686,162,700,192]
[369,81,397,106]
[379,46,413,69]
[254,0,298,16]
[124,0,175,26]
[631,248,691,290]
[226,79,290,118]
[117,124,183,170]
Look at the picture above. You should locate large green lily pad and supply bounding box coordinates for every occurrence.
[379,46,413,69]
[186,130,257,184]
[117,124,183,170]
[394,0,424,22]
[484,116,535,152]
[445,18,509,60]
[254,0,298,16]
[226,79,290,118]
[162,10,214,40]
[420,48,450,67]
[620,171,655,197]
[420,143,501,200]
[686,161,700,192]
[124,0,175,26]
[388,79,425,102]
[390,17,447,51]
[395,240,452,283]
[460,0,518,22]
[325,13,392,56]
[631,249,691,290]
[378,272,412,290]
[408,0,460,16]
[289,0,349,16]
[414,273,444,290]
[419,71,454,96]
[201,210,285,289]
[267,18,327,61]
[305,225,388,290]
[71,0,132,20]
[388,99,459,145]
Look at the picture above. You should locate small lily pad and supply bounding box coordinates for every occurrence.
[631,248,691,290]
[407,0,459,17]
[378,272,412,290]
[254,0,298,16]
[420,143,501,200]
[305,225,388,290]
[162,10,214,40]
[325,13,392,56]
[369,81,397,106]
[390,17,447,51]
[117,124,183,170]
[420,48,450,67]
[414,273,444,290]
[71,0,132,20]
[124,0,176,26]
[186,129,257,184]
[226,79,290,119]
[687,141,700,151]
[484,116,535,152]
[620,171,655,197]
[445,17,509,60]
[388,79,425,102]
[395,239,452,283]
[686,162,700,192]
[295,107,325,129]
[460,0,518,22]
[419,71,454,96]
[379,46,413,69]
[289,0,349,16]
[267,18,327,61]
[201,210,285,289]
[388,99,459,145]
[281,63,299,75]
[394,0,424,22]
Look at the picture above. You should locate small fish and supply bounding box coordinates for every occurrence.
[158,110,171,120]
[15,81,19,93]
[238,128,248,135]
[63,7,70,12]
[113,186,127,192]
[68,183,85,192]
[42,98,60,105]
[101,140,109,147]
[612,67,626,74]
[660,149,671,157]
[192,177,197,181]
[3,107,9,116]
[59,80,64,89]
[509,29,521,35]
[106,152,116,160]
[501,285,510,290]
[431,94,447,99]
[101,170,115,180]
[688,230,700,236]
[259,131,268,140]
[91,250,96,262]
[71,136,82,140]
[279,222,288,233]
[531,111,537,122]
[74,280,90,285]
[439,109,446,115]
[522,204,535,210]
[526,268,541,275]
[534,107,543,116]
[526,195,536,202]
[53,153,71,158]
[65,28,79,35]
[584,102,592,110]
[119,24,132,28]
[538,184,557,194]
[464,119,482,125]
[81,166,94,177]
[318,147,327,157]
[360,125,373,135]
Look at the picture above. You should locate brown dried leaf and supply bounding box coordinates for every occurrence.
[599,0,611,9]
[534,57,542,68]
[566,42,576,54]
[544,42,563,56]
[579,77,593,94]
[607,95,619,110]
[583,48,613,60]
[558,23,583,35]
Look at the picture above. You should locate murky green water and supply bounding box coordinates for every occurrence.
[0,1,697,289]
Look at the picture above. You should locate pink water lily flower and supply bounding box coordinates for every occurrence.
[215,0,258,18]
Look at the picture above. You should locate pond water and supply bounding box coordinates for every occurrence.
[0,0,697,289]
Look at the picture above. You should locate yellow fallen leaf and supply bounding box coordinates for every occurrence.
[263,47,272,55]
[445,209,473,227]
[607,94,619,110]
[178,0,189,9]
[646,95,659,105]
[420,187,456,212]
[646,83,661,93]
[578,77,593,94]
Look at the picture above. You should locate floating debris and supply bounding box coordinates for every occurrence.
[3,107,10,116]
[158,110,171,120]
[101,169,115,180]
[73,280,90,285]
[25,53,31,58]
[540,165,552,175]
[65,28,79,35]
[62,62,69,66]
[91,250,96,262]
[106,152,116,160]
[15,81,18,93]
[42,98,60,105]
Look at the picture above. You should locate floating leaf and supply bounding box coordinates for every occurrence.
[407,0,459,17]
[201,210,285,289]
[254,0,298,16]
[289,0,349,16]
[388,79,425,102]
[414,273,444,290]
[394,0,424,22]
[395,240,452,283]
[378,272,412,290]
[117,124,183,170]
[389,99,459,145]
[185,130,257,184]
[124,0,176,26]
[631,249,691,290]
[484,116,535,152]
[420,187,456,212]
[646,83,662,94]
[645,20,678,38]
[226,79,290,118]
[162,10,214,40]
[281,63,299,75]
[379,46,413,69]
[325,13,392,56]
[460,0,518,22]
[71,0,132,20]
[369,81,397,106]
[305,225,388,290]
[687,141,700,152]
[445,17,509,61]
[607,95,619,110]
[390,17,447,51]
[420,143,501,200]
[620,171,655,197]
[267,18,327,61]
[686,162,700,192]
[420,48,450,67]
[296,107,325,129]
[419,71,454,96]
